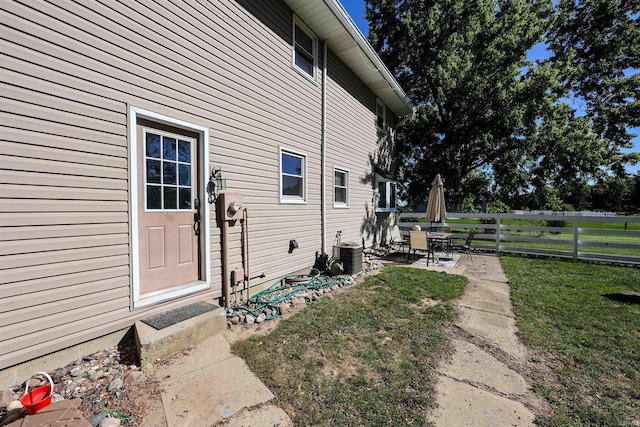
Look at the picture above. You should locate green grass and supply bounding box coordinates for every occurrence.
[231,267,467,426]
[502,256,640,426]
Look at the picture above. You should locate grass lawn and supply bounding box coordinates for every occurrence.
[502,256,640,426]
[231,267,466,426]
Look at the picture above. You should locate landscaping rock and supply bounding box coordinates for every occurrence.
[123,371,144,384]
[89,412,108,427]
[98,417,121,427]
[245,314,255,324]
[0,390,12,410]
[107,378,123,392]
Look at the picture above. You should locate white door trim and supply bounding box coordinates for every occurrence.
[128,106,211,308]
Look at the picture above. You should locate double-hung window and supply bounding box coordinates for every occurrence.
[293,17,317,79]
[376,99,386,131]
[334,167,349,208]
[280,148,306,203]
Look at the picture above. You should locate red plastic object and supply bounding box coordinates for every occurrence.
[21,371,54,415]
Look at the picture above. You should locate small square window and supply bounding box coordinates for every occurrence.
[334,168,349,207]
[376,100,386,131]
[280,149,306,203]
[293,18,317,79]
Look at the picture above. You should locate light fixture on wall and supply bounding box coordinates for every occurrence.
[207,167,228,203]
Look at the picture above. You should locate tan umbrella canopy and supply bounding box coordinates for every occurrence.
[426,174,446,223]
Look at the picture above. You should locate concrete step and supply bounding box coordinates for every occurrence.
[134,302,227,370]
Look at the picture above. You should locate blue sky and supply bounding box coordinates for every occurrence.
[340,0,640,175]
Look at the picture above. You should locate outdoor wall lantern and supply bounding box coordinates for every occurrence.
[289,239,299,254]
[207,167,228,203]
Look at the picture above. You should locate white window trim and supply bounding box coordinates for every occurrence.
[292,15,318,82]
[376,99,386,131]
[333,167,349,208]
[280,147,308,204]
[129,106,211,308]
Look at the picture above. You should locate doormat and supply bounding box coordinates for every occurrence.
[141,301,219,330]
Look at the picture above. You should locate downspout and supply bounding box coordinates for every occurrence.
[321,39,328,254]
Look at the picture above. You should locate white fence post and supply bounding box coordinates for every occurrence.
[573,219,579,261]
[496,215,501,255]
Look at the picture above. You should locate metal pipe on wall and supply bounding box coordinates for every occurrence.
[220,211,231,308]
[243,208,250,301]
[321,38,329,254]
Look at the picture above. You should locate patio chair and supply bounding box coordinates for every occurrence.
[390,225,408,253]
[453,230,475,261]
[407,230,430,263]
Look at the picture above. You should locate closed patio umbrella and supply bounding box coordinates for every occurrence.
[426,174,446,224]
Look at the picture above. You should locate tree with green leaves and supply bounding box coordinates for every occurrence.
[366,0,639,210]
[549,0,640,176]
[366,0,556,208]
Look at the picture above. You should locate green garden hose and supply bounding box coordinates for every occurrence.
[225,274,350,321]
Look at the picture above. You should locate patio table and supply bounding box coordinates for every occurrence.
[426,232,453,265]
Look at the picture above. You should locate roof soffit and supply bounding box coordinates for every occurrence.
[282,0,413,116]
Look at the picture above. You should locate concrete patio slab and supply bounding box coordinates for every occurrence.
[431,376,534,427]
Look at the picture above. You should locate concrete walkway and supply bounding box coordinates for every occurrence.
[416,253,542,426]
[141,333,292,427]
[140,252,542,426]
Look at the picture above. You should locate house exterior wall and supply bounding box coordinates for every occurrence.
[0,0,404,372]
[325,50,398,249]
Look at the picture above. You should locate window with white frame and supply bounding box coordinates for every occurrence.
[280,149,306,203]
[334,168,349,207]
[376,99,386,131]
[376,180,397,211]
[293,17,317,79]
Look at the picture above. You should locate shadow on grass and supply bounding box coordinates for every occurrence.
[603,292,640,304]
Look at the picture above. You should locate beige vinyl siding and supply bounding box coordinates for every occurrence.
[0,0,325,369]
[325,51,395,248]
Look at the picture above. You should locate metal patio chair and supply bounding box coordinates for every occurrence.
[390,225,408,253]
[454,230,475,261]
[407,230,430,263]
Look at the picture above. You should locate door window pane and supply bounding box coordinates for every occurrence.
[179,188,192,209]
[163,187,177,209]
[147,159,161,184]
[179,164,191,186]
[146,133,161,158]
[163,137,177,161]
[178,140,191,163]
[163,162,177,185]
[147,185,161,209]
